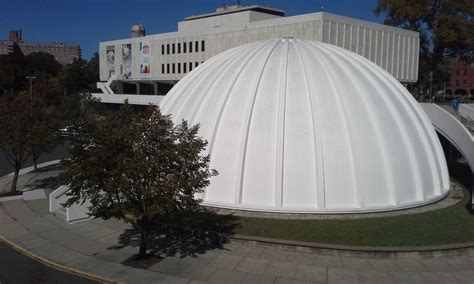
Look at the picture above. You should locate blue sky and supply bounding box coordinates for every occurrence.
[0,0,383,60]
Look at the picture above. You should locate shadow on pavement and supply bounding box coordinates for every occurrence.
[110,210,239,268]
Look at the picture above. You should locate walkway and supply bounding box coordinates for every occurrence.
[1,168,474,283]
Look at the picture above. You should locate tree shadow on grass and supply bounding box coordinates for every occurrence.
[112,210,240,269]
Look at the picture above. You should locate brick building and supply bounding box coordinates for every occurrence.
[448,59,474,96]
[0,30,81,65]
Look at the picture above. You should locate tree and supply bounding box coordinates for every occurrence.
[27,96,60,170]
[85,53,100,91]
[58,58,92,94]
[0,50,26,95]
[61,104,217,257]
[24,52,62,80]
[374,0,474,92]
[0,92,32,193]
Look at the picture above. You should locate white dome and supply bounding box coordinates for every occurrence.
[160,39,449,213]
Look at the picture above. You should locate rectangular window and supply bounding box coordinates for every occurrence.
[178,63,181,73]
[201,40,205,52]
[183,62,187,73]
[167,63,170,74]
[172,43,175,54]
[161,45,165,55]
[189,42,193,53]
[172,63,175,73]
[456,80,459,86]
[195,62,198,68]
[464,70,467,75]
[178,43,181,54]
[195,41,198,52]
[189,62,193,71]
[183,42,187,53]
[166,44,170,55]
[161,64,165,74]
[464,80,467,85]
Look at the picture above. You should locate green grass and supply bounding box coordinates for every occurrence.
[232,193,474,247]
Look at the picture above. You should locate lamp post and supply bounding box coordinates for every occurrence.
[25,76,36,99]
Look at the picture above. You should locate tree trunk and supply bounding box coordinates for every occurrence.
[139,229,148,258]
[10,168,19,193]
[33,154,39,171]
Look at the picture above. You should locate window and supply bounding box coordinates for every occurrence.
[172,63,175,73]
[178,63,181,73]
[161,44,165,55]
[195,41,199,52]
[189,42,193,53]
[178,43,181,54]
[464,80,467,85]
[161,64,165,74]
[166,44,170,54]
[189,62,193,71]
[172,43,175,54]
[456,80,459,86]
[464,70,467,75]
[195,62,198,68]
[183,42,187,53]
[183,62,187,73]
[201,40,205,52]
[456,70,459,75]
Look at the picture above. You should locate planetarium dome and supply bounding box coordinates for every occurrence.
[160,39,449,213]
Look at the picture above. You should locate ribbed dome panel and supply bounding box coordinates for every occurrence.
[160,39,449,213]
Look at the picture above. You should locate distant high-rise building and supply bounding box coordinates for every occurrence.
[0,30,81,64]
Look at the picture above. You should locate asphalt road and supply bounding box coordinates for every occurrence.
[0,142,70,176]
[0,242,96,284]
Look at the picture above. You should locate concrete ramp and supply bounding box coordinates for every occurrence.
[420,103,474,209]
[420,103,474,172]
[459,104,474,122]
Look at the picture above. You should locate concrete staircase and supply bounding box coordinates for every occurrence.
[49,185,92,224]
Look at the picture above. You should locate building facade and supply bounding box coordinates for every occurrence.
[448,59,474,96]
[96,4,419,101]
[0,30,81,65]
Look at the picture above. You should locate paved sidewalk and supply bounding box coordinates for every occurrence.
[0,169,474,283]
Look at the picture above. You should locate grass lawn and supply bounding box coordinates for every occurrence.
[231,192,474,247]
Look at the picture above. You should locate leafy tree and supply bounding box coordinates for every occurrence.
[58,58,92,94]
[374,0,474,92]
[24,52,62,80]
[0,92,32,192]
[27,96,60,170]
[85,53,100,91]
[0,51,25,95]
[61,104,217,257]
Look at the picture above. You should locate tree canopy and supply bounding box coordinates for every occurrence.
[61,104,217,257]
[375,0,474,92]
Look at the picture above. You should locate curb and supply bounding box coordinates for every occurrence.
[0,235,120,284]
[228,234,474,258]
[7,159,61,176]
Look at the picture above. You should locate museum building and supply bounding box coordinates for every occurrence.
[94,4,420,104]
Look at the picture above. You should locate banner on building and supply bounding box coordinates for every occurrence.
[106,46,115,78]
[139,41,151,78]
[122,43,132,79]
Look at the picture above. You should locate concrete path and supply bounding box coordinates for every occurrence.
[0,168,474,283]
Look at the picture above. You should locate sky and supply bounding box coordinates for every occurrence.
[0,0,383,60]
